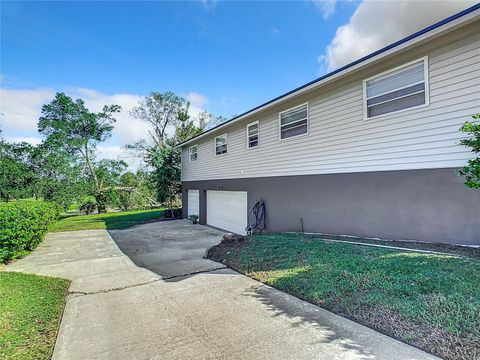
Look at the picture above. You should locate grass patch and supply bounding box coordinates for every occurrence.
[208,233,480,360]
[0,272,70,360]
[49,208,166,232]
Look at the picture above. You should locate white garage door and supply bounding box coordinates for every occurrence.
[207,191,247,235]
[187,190,200,217]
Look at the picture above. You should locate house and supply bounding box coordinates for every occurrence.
[177,5,480,245]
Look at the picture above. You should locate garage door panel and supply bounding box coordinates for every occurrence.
[188,190,199,217]
[207,191,247,235]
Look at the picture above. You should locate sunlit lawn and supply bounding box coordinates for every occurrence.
[0,272,70,360]
[211,233,480,360]
[49,208,166,232]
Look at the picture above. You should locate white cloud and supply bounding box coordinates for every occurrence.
[313,0,337,20]
[0,88,55,131]
[318,0,477,72]
[74,88,147,145]
[186,91,208,108]
[0,86,148,145]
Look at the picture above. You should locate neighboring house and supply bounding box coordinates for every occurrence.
[178,5,480,245]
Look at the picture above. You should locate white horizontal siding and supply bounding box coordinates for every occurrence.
[182,30,480,181]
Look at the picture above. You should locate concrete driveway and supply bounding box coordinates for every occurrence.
[6,220,438,360]
[109,220,226,279]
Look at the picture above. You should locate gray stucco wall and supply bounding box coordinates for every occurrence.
[182,168,480,245]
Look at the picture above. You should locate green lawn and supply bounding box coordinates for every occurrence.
[0,272,70,360]
[209,233,480,360]
[49,208,166,232]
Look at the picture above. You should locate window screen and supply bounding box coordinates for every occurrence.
[280,104,308,139]
[247,122,259,148]
[365,58,427,118]
[215,134,227,155]
[189,145,197,161]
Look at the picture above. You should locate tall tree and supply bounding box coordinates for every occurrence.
[130,92,188,149]
[38,92,121,212]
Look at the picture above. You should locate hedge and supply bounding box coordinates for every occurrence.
[0,201,59,263]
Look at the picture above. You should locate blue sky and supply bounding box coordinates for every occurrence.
[1,0,474,166]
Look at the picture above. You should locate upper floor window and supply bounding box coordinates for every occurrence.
[364,57,429,119]
[279,103,308,140]
[189,145,198,161]
[215,134,227,155]
[247,121,259,148]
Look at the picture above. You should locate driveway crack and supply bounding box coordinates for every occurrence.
[69,278,162,297]
[162,265,227,280]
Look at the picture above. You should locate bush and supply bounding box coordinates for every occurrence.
[0,200,59,263]
[79,196,97,215]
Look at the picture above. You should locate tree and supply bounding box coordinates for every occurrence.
[38,92,121,212]
[31,140,88,209]
[147,145,182,217]
[130,92,188,149]
[0,141,37,201]
[460,114,480,189]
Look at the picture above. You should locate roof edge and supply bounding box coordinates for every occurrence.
[176,3,480,148]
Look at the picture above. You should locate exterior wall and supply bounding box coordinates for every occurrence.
[181,24,480,181]
[182,168,480,245]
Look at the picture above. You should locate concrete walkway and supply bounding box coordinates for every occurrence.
[6,220,439,360]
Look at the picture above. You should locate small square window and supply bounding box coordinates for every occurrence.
[279,103,308,140]
[215,134,227,155]
[189,145,198,161]
[247,121,259,148]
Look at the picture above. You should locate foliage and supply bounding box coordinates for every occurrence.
[0,136,88,209]
[188,214,199,224]
[147,146,182,216]
[0,201,59,263]
[94,159,127,212]
[0,272,70,360]
[212,233,480,360]
[130,91,189,148]
[117,171,157,211]
[459,114,480,189]
[0,141,37,201]
[38,92,121,212]
[49,208,165,232]
[79,196,97,215]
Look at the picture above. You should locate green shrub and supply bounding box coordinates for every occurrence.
[79,196,97,215]
[0,200,59,263]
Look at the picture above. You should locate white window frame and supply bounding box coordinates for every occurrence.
[189,145,198,162]
[214,133,228,156]
[362,56,429,120]
[278,102,309,141]
[246,121,259,149]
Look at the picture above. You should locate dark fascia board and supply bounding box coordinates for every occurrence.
[176,3,480,148]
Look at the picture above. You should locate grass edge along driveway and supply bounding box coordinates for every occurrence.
[208,233,480,360]
[0,272,70,360]
[49,208,166,232]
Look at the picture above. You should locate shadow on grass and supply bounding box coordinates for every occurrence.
[210,234,480,360]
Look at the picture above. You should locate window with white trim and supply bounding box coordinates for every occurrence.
[279,103,308,140]
[364,57,428,119]
[189,145,197,161]
[215,134,227,155]
[247,121,259,148]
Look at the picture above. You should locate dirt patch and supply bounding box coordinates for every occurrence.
[295,233,480,259]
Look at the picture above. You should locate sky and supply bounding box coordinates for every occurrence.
[1,0,476,167]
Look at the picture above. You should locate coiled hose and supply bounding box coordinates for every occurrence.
[246,200,266,234]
